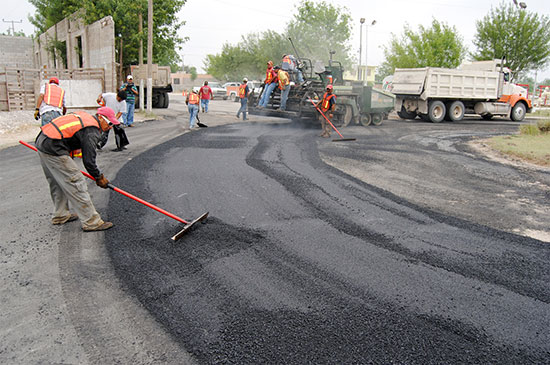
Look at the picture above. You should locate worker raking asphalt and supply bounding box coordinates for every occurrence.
[104,122,550,364]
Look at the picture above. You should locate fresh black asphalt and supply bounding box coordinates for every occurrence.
[104,121,550,364]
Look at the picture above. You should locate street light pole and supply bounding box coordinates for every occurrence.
[364,19,376,84]
[359,18,365,81]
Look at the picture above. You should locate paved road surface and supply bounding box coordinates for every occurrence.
[1,95,549,363]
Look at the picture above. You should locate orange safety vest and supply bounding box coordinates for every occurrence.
[265,67,274,84]
[41,111,100,139]
[43,84,65,108]
[282,56,292,68]
[320,92,335,112]
[188,93,199,105]
[239,84,247,98]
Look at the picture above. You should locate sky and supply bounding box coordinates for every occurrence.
[3,0,550,80]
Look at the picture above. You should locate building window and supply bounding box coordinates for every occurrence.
[173,78,180,84]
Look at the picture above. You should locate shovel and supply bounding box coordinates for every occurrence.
[309,99,356,142]
[20,140,208,240]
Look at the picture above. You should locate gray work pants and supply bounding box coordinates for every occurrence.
[38,151,105,230]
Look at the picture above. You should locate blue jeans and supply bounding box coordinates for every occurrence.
[188,104,198,127]
[237,98,248,120]
[200,99,210,112]
[124,102,135,126]
[40,110,62,126]
[280,86,290,110]
[259,83,277,107]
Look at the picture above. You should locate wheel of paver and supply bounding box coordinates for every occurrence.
[342,105,353,127]
[397,106,416,120]
[510,102,526,121]
[372,113,383,126]
[360,113,372,126]
[482,114,493,120]
[445,100,465,122]
[162,92,169,108]
[428,100,446,123]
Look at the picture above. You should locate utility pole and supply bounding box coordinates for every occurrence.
[364,20,376,85]
[139,12,144,111]
[147,0,153,113]
[2,19,22,35]
[359,18,365,81]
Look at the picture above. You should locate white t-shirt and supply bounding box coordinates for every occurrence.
[102,93,127,121]
[39,83,66,115]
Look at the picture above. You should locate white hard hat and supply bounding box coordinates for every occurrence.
[243,78,248,82]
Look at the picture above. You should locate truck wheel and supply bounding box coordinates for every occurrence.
[511,102,526,121]
[360,114,372,126]
[156,93,165,109]
[446,101,465,122]
[428,100,446,123]
[397,106,416,120]
[372,113,383,126]
[163,92,169,108]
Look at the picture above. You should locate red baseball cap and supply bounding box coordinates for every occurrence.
[97,106,120,125]
[49,77,59,85]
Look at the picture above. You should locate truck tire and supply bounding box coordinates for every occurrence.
[397,106,416,120]
[372,113,383,126]
[163,92,169,108]
[428,100,446,123]
[156,93,165,109]
[445,101,465,122]
[510,102,526,121]
[360,114,372,126]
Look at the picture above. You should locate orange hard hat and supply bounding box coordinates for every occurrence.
[267,60,273,66]
[326,84,333,90]
[49,77,59,85]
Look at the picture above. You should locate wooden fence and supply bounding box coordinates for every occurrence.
[0,68,105,111]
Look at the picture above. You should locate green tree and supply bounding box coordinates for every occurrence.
[472,2,550,79]
[183,65,197,81]
[378,19,466,79]
[204,0,353,80]
[28,0,186,70]
[286,0,353,69]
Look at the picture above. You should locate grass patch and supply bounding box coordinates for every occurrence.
[531,108,550,117]
[487,134,550,167]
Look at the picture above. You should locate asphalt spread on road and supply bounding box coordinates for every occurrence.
[105,122,550,364]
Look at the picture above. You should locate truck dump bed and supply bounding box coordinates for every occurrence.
[392,67,501,100]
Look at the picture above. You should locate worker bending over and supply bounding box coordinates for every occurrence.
[35,107,119,231]
[317,84,336,138]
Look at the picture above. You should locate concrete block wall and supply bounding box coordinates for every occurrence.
[0,36,34,69]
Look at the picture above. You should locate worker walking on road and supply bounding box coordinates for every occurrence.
[199,81,213,113]
[34,77,67,126]
[236,78,249,120]
[35,107,119,231]
[317,84,336,138]
[186,89,200,128]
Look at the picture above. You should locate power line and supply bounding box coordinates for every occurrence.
[2,18,22,35]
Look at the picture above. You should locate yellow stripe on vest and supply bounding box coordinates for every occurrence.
[58,120,82,130]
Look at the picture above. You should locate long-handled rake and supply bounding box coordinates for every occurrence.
[20,140,208,240]
[309,99,356,142]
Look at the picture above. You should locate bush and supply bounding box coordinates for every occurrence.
[537,119,550,133]
[520,123,540,136]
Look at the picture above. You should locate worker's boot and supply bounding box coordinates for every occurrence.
[83,221,114,232]
[52,213,78,225]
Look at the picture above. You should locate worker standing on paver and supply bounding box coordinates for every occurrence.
[282,54,304,84]
[120,75,138,127]
[199,81,213,113]
[236,78,249,120]
[34,77,67,126]
[186,89,200,128]
[316,84,336,138]
[257,61,278,108]
[35,107,119,231]
[277,69,290,111]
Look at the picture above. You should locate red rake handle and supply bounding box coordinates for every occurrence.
[19,140,189,225]
[308,99,344,138]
